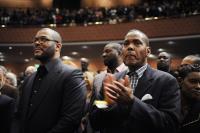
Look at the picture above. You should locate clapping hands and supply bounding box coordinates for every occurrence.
[103,74,134,105]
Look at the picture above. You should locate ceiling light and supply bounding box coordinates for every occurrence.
[167,41,175,45]
[71,52,78,55]
[82,45,88,49]
[9,46,12,50]
[24,59,29,62]
[158,48,165,52]
[62,56,72,60]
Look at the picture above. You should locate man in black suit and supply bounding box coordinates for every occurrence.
[89,29,181,133]
[17,28,86,133]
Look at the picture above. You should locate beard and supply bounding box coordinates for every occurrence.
[157,62,170,72]
[34,44,55,62]
[104,57,118,68]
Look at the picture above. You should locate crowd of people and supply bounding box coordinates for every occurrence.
[0,0,199,26]
[0,27,199,133]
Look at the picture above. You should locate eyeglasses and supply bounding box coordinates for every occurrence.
[33,36,58,44]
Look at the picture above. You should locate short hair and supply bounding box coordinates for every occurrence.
[125,29,149,46]
[105,42,122,54]
[178,64,200,79]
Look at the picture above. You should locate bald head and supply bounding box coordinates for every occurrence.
[181,55,200,65]
[37,28,62,43]
[80,58,89,72]
[125,29,149,46]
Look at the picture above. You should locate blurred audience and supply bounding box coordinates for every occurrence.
[0,66,18,101]
[0,0,199,26]
[6,72,17,87]
[0,65,16,133]
[24,66,37,77]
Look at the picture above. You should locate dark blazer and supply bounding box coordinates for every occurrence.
[0,94,15,133]
[89,65,181,133]
[17,59,86,133]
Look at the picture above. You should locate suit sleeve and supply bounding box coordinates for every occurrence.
[49,69,87,133]
[89,72,181,132]
[129,76,181,133]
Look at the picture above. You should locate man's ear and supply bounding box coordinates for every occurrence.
[55,43,62,52]
[146,47,151,57]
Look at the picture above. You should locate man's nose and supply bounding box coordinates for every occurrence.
[127,44,135,51]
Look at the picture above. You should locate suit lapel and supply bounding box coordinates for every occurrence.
[134,66,154,99]
[23,73,36,117]
[27,62,62,118]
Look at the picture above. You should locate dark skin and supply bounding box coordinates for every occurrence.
[103,31,151,105]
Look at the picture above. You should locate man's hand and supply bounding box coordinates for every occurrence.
[103,74,134,105]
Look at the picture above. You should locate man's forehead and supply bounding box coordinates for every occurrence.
[36,29,52,38]
[125,32,144,40]
[159,52,170,57]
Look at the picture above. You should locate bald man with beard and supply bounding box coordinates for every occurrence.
[17,28,86,133]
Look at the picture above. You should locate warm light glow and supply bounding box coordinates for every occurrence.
[41,0,52,8]
[82,0,140,8]
[0,0,53,8]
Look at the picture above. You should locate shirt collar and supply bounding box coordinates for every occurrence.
[127,64,148,78]
[116,63,128,73]
[41,58,61,72]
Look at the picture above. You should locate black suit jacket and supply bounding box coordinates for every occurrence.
[0,94,15,133]
[89,65,181,133]
[17,59,86,133]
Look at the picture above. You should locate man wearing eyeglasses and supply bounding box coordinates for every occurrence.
[16,28,86,133]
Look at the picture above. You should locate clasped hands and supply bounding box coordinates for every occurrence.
[103,73,134,105]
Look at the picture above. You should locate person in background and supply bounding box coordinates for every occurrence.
[79,57,95,133]
[84,42,127,133]
[6,72,18,87]
[80,57,95,100]
[0,66,18,100]
[178,64,200,133]
[89,29,181,133]
[157,51,172,73]
[17,28,86,133]
[0,65,15,133]
[93,42,127,100]
[24,66,37,77]
[181,55,200,65]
